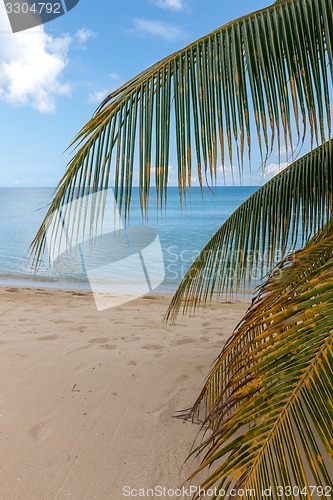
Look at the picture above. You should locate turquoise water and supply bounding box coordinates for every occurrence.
[0,186,258,292]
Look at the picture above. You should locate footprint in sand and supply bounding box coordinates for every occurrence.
[101,344,117,350]
[127,336,141,343]
[89,337,109,344]
[30,418,55,442]
[69,326,87,333]
[142,344,165,351]
[37,335,59,341]
[173,338,197,346]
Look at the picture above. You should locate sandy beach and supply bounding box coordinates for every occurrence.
[0,286,249,499]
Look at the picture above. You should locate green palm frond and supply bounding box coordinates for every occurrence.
[167,142,333,322]
[30,0,333,266]
[183,235,333,498]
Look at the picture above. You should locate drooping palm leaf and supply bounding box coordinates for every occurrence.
[183,235,333,498]
[30,0,333,266]
[166,141,333,322]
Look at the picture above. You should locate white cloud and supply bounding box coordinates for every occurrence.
[0,3,71,113]
[218,164,237,172]
[75,28,98,48]
[218,164,238,178]
[151,0,184,10]
[87,89,109,104]
[263,162,289,179]
[131,18,187,42]
[274,145,296,157]
[110,72,121,81]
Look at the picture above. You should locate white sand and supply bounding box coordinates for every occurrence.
[0,286,249,500]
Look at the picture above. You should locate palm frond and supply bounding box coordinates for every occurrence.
[305,215,333,245]
[30,0,333,265]
[183,234,333,498]
[167,141,333,321]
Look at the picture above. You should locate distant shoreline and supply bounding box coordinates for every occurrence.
[0,277,255,303]
[0,276,92,291]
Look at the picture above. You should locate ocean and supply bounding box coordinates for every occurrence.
[0,186,259,293]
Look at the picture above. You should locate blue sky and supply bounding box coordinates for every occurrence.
[0,0,286,187]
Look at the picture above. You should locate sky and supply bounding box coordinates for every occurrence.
[0,0,287,188]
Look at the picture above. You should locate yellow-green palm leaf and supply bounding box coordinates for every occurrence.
[183,235,333,498]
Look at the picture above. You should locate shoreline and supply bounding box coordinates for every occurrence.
[0,276,255,300]
[0,285,250,499]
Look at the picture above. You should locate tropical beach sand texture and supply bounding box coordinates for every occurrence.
[0,286,249,500]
